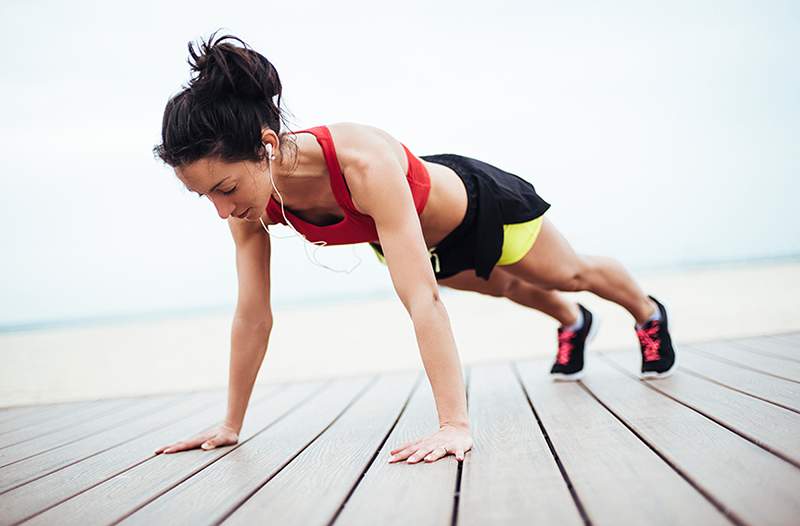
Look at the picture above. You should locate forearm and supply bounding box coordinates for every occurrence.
[409,297,469,429]
[223,317,273,433]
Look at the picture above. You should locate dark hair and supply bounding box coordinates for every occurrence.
[153,30,297,169]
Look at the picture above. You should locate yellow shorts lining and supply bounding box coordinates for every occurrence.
[496,215,544,266]
[371,244,387,265]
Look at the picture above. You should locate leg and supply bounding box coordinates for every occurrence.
[438,266,594,381]
[499,216,656,325]
[437,268,580,327]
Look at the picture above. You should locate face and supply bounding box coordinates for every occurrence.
[175,155,272,222]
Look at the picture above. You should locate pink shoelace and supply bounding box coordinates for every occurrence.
[556,329,576,365]
[636,321,662,361]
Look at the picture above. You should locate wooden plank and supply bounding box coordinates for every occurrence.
[0,398,141,449]
[770,332,800,348]
[729,338,800,372]
[0,385,275,526]
[222,372,418,526]
[0,398,130,435]
[22,379,330,526]
[676,347,800,413]
[0,389,222,494]
[0,402,95,428]
[0,394,184,468]
[732,335,800,364]
[603,351,800,467]
[516,358,731,525]
[333,371,461,526]
[458,362,582,526]
[0,406,41,423]
[687,340,800,383]
[582,357,800,526]
[118,376,374,526]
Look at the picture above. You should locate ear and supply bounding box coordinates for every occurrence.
[260,129,279,157]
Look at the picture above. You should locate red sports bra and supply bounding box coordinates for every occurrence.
[265,125,431,245]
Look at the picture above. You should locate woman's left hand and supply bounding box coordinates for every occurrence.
[388,423,473,464]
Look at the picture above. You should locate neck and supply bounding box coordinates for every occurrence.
[271,133,320,184]
[271,146,288,179]
[267,137,308,203]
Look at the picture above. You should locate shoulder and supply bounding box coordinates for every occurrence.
[324,122,409,212]
[326,122,407,170]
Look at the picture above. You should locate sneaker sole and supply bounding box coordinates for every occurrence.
[551,370,586,381]
[550,310,602,382]
[640,348,679,379]
[639,295,679,380]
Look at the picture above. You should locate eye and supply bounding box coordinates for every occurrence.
[222,186,237,195]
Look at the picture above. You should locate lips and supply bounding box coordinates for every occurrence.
[236,208,250,219]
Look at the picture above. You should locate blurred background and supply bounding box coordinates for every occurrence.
[1,0,798,405]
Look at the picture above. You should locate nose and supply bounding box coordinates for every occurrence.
[208,195,235,219]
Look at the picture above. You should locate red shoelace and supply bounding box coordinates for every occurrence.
[557,329,576,365]
[636,322,662,361]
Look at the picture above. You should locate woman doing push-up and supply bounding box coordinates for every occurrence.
[152,32,677,465]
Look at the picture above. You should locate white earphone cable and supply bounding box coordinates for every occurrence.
[257,142,362,274]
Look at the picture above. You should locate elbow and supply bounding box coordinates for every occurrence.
[405,288,442,318]
[235,320,273,345]
[233,314,274,333]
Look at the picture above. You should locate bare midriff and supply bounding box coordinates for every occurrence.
[415,160,468,247]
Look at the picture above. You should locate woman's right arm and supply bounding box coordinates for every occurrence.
[156,217,273,454]
[222,216,274,435]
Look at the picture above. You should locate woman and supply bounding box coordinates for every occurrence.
[152,32,676,465]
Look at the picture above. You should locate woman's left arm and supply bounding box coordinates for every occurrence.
[344,134,473,465]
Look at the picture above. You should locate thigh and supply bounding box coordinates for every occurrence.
[498,216,587,290]
[437,267,516,298]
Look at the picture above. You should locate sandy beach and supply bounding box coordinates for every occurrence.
[1,260,798,408]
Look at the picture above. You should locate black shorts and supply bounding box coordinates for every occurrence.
[369,153,551,281]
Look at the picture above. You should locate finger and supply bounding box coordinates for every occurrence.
[424,446,449,462]
[158,442,183,454]
[201,436,228,450]
[389,442,430,463]
[388,445,419,463]
[390,440,421,455]
[407,445,437,464]
[162,438,202,454]
[455,449,465,461]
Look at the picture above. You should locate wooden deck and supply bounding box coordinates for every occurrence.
[1,332,799,526]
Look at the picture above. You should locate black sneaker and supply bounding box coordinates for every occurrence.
[550,304,599,381]
[636,295,678,379]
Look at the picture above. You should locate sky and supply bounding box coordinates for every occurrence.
[1,0,798,329]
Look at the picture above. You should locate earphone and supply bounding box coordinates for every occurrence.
[257,141,362,274]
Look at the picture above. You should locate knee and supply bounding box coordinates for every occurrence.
[498,277,524,299]
[558,258,593,292]
[481,274,519,298]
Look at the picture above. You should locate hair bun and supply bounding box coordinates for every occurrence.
[154,30,293,168]
[187,31,281,106]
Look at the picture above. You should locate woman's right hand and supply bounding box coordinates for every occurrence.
[154,423,239,455]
